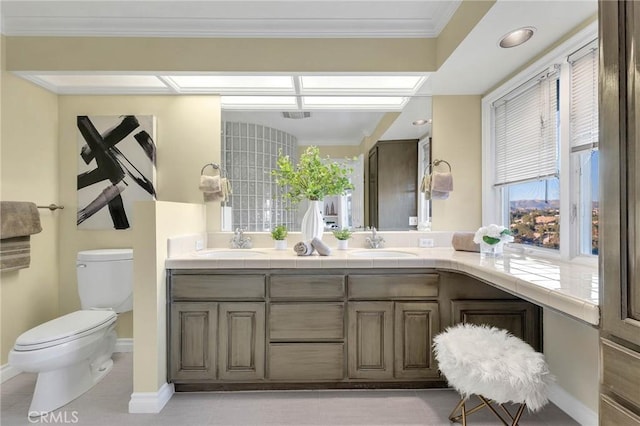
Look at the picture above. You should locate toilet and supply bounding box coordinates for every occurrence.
[9,249,133,415]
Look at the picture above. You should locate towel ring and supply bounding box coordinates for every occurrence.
[431,159,452,173]
[201,162,224,177]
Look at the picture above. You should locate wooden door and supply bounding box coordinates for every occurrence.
[347,302,393,379]
[169,302,217,381]
[599,2,640,423]
[376,140,418,230]
[368,147,379,228]
[218,302,265,381]
[394,302,440,379]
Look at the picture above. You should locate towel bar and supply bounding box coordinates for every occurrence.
[37,204,64,211]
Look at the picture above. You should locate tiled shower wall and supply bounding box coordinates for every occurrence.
[223,122,298,232]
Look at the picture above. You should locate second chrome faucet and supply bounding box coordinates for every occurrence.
[365,227,385,249]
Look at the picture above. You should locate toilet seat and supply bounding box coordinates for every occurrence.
[14,310,117,351]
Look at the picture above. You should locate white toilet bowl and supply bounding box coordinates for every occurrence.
[9,310,118,415]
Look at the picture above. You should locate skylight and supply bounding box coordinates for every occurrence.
[221,96,298,109]
[166,76,295,92]
[300,76,426,93]
[302,96,408,110]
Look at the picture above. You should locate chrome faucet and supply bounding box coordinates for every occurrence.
[230,228,252,249]
[366,227,385,249]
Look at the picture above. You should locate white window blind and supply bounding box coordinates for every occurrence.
[569,41,599,151]
[493,67,559,187]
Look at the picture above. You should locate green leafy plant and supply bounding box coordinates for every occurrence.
[272,146,354,203]
[333,228,353,241]
[271,225,288,241]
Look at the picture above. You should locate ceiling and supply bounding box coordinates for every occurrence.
[0,0,598,146]
[0,0,461,38]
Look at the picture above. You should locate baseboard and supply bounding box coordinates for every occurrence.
[1,363,21,384]
[548,383,598,426]
[128,382,174,414]
[115,338,133,353]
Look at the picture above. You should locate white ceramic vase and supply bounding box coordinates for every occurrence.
[337,240,349,250]
[301,200,324,241]
[274,240,287,250]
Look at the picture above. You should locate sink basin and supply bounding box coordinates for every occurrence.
[194,250,267,259]
[349,250,418,258]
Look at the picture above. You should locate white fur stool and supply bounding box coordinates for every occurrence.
[433,323,553,425]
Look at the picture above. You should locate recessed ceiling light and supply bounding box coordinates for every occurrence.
[499,27,536,48]
[412,118,431,126]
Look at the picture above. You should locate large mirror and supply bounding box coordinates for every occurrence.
[218,78,432,232]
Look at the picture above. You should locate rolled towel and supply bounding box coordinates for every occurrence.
[199,175,222,193]
[431,171,453,192]
[451,232,480,252]
[294,241,314,256]
[311,237,332,256]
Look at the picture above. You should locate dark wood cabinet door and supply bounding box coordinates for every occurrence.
[394,302,440,379]
[170,302,217,381]
[450,300,542,351]
[348,301,394,379]
[218,302,265,381]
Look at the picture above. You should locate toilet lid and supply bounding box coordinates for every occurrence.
[14,310,117,351]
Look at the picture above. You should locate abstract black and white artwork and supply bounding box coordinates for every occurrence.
[77,115,157,230]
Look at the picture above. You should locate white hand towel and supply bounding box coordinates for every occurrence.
[311,237,332,256]
[203,191,225,203]
[199,175,222,193]
[430,190,450,200]
[294,241,314,256]
[431,171,453,192]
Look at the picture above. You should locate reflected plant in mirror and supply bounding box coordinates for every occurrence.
[272,146,354,203]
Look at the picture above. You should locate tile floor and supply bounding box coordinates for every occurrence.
[1,353,578,426]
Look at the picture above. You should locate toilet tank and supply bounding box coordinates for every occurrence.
[76,249,133,313]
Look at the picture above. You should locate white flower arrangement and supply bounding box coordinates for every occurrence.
[473,224,514,245]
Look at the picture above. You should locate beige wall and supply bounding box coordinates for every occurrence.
[431,96,482,231]
[315,145,361,159]
[57,95,221,338]
[133,201,205,392]
[436,0,496,67]
[544,308,599,413]
[0,42,60,363]
[6,37,437,73]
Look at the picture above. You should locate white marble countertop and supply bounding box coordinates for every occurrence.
[165,247,600,326]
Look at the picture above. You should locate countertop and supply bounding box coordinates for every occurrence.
[165,247,599,326]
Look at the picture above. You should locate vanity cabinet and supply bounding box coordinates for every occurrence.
[167,269,541,390]
[347,274,440,380]
[268,274,346,381]
[169,273,266,383]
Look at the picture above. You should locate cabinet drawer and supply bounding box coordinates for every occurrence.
[269,343,344,380]
[602,338,640,408]
[270,303,344,340]
[171,275,265,300]
[600,394,640,426]
[348,274,438,299]
[270,275,345,300]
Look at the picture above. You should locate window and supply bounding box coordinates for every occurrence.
[569,41,599,256]
[492,68,560,250]
[482,25,599,260]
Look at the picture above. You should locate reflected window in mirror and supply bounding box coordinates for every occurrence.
[418,137,432,229]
